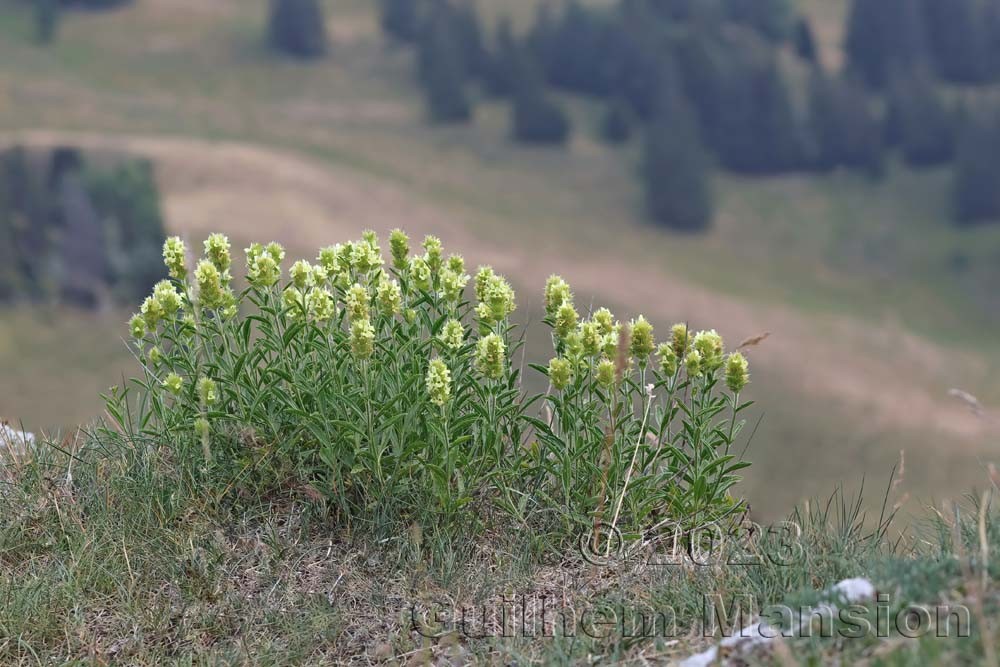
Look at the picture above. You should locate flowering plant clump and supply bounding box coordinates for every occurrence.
[108,230,753,543]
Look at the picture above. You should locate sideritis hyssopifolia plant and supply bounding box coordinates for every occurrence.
[108,230,753,546]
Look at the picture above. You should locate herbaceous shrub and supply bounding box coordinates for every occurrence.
[108,231,753,547]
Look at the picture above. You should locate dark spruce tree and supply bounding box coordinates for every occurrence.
[805,71,884,177]
[953,114,1000,225]
[885,72,955,166]
[268,0,328,59]
[600,98,633,144]
[723,0,794,42]
[35,0,59,45]
[641,86,713,232]
[921,0,989,84]
[482,17,517,97]
[714,48,802,173]
[418,14,472,123]
[510,49,570,145]
[794,17,817,63]
[845,0,926,88]
[380,0,424,42]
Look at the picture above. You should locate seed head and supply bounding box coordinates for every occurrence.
[725,352,750,393]
[548,357,573,390]
[162,236,188,280]
[426,358,452,407]
[476,333,506,380]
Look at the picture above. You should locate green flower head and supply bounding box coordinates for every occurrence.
[438,318,465,351]
[446,254,465,275]
[194,417,210,439]
[197,376,218,406]
[282,286,305,318]
[684,349,703,378]
[350,317,376,359]
[153,280,184,316]
[482,274,516,321]
[346,283,370,322]
[149,346,163,366]
[265,242,286,265]
[162,236,188,280]
[308,288,337,322]
[593,307,614,336]
[204,233,231,273]
[671,323,691,357]
[426,358,452,407]
[290,260,315,289]
[163,372,183,396]
[353,236,383,274]
[247,243,281,287]
[656,342,677,377]
[312,264,329,285]
[376,276,403,316]
[474,266,495,302]
[317,245,338,274]
[580,321,602,357]
[602,323,622,359]
[544,275,572,318]
[439,267,469,303]
[554,302,579,341]
[389,228,410,270]
[548,357,573,391]
[725,352,750,393]
[564,330,584,360]
[423,235,443,273]
[630,315,655,361]
[693,329,725,371]
[195,260,227,309]
[476,333,506,380]
[410,256,432,292]
[140,294,166,329]
[129,313,146,340]
[596,358,616,388]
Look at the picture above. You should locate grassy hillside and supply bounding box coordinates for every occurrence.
[0,0,998,520]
